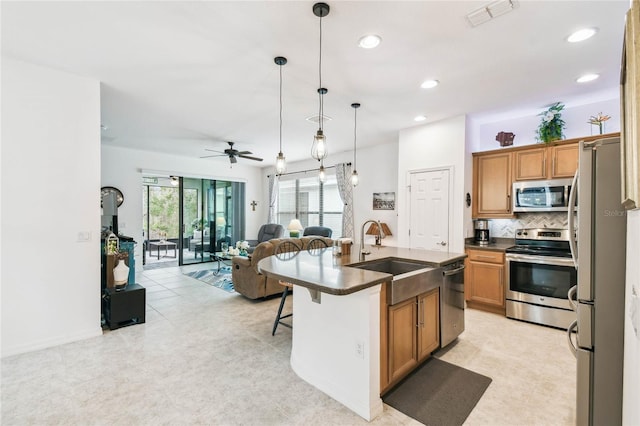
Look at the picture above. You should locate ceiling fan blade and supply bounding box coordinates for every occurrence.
[230,156,238,164]
[237,150,253,155]
[199,154,227,159]
[238,154,263,162]
[204,148,225,153]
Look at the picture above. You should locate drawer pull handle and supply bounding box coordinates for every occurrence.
[476,255,498,259]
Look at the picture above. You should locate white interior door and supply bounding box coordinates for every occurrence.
[409,169,450,250]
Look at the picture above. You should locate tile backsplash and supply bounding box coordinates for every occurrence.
[489,213,569,238]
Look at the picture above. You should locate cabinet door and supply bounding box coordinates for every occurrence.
[550,144,579,178]
[473,152,513,218]
[388,298,418,382]
[417,289,440,361]
[468,261,504,308]
[514,148,547,181]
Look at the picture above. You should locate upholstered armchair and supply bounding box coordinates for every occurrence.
[246,223,285,254]
[232,236,333,299]
[303,226,333,238]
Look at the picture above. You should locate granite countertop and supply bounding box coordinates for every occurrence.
[257,244,467,296]
[464,237,515,252]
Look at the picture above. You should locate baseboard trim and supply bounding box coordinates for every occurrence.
[1,326,103,358]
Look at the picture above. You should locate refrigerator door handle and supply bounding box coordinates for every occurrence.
[567,320,578,359]
[568,170,579,269]
[567,285,577,311]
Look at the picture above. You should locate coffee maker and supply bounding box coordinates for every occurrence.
[474,219,490,245]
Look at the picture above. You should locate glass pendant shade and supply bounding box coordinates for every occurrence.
[311,129,327,160]
[318,164,326,183]
[351,170,359,187]
[275,152,286,175]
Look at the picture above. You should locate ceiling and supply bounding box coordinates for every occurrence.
[1,1,630,168]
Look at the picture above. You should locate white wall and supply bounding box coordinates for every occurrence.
[260,142,399,246]
[1,58,102,357]
[101,145,264,264]
[397,115,467,253]
[472,97,620,152]
[623,209,640,425]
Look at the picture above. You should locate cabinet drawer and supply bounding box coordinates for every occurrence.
[467,249,504,264]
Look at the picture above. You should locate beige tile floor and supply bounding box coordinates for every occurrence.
[1,264,576,425]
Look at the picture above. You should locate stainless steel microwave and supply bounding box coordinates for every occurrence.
[512,178,575,212]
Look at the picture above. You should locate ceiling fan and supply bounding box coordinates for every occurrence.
[200,141,263,164]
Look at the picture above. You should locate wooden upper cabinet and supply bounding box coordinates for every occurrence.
[473,152,513,218]
[514,147,547,181]
[513,143,579,181]
[550,144,579,178]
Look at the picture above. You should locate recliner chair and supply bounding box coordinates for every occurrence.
[246,223,285,253]
[302,226,332,238]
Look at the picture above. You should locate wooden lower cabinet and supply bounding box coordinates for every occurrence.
[465,249,505,314]
[382,287,440,392]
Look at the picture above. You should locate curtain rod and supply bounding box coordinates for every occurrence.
[267,162,351,178]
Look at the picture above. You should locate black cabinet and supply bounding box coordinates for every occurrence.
[102,284,146,330]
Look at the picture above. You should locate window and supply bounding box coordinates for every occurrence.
[277,173,342,236]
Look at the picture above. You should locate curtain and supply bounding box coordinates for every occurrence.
[267,174,278,223]
[335,163,354,238]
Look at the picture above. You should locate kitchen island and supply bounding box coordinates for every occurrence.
[257,244,466,421]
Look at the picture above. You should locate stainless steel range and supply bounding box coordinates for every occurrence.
[505,228,577,329]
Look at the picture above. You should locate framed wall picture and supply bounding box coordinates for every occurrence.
[373,192,395,210]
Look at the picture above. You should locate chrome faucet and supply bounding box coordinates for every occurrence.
[360,219,384,261]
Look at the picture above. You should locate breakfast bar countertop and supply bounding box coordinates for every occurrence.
[257,244,466,296]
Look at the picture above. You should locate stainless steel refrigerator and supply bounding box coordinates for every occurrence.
[567,136,627,425]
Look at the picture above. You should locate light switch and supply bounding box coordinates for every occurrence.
[77,231,92,242]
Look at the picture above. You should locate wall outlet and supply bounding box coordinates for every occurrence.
[355,340,364,359]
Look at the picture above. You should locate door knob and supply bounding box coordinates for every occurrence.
[440,241,447,246]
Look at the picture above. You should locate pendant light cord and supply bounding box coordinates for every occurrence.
[318,13,323,132]
[353,107,357,169]
[279,64,283,153]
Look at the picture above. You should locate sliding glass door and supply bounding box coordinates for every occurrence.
[181,178,245,265]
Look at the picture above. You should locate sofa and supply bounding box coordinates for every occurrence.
[232,236,333,299]
[189,228,210,251]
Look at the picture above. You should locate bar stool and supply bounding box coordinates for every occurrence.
[272,240,302,336]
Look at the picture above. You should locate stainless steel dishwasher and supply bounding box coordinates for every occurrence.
[441,261,466,347]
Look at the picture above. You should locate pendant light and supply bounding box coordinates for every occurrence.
[318,160,327,183]
[274,56,287,175]
[311,2,330,162]
[351,103,360,187]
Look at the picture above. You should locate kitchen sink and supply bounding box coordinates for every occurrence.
[350,258,442,305]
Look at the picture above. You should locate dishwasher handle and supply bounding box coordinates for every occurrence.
[443,265,465,276]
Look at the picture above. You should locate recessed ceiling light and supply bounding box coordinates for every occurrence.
[414,115,427,122]
[567,28,598,43]
[577,73,599,83]
[358,35,381,49]
[420,79,439,89]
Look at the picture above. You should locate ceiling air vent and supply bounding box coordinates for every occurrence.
[467,0,515,27]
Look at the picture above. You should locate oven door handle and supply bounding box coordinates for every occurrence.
[567,285,577,311]
[567,320,578,359]
[505,253,576,267]
[568,170,579,269]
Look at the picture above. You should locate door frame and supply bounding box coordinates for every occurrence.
[406,166,454,250]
